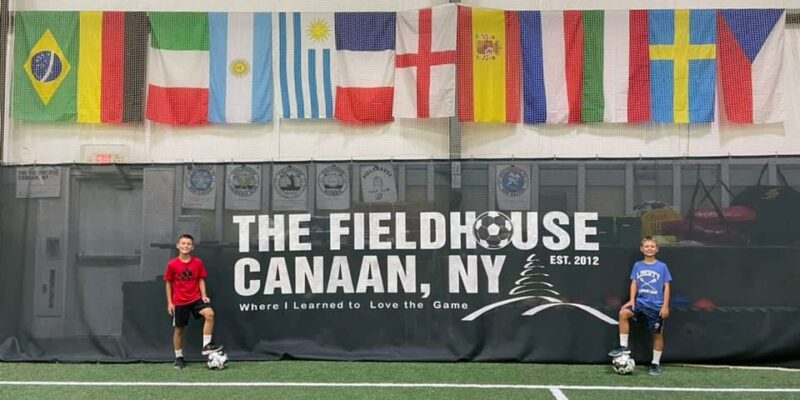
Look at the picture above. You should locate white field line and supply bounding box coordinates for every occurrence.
[680,364,800,373]
[0,381,799,392]
[550,387,570,399]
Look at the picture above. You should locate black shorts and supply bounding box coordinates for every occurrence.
[627,305,665,333]
[173,300,211,327]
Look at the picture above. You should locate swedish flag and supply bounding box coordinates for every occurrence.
[648,10,716,124]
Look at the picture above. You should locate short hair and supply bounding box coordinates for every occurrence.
[641,236,658,246]
[177,234,195,244]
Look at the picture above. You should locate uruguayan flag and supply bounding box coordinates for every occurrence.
[208,12,273,123]
[276,12,336,119]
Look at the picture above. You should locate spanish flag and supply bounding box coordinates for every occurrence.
[456,6,520,123]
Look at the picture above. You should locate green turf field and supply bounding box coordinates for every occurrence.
[0,361,798,400]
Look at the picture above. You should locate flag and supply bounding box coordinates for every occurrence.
[597,10,645,123]
[626,10,652,123]
[393,4,456,119]
[209,13,273,123]
[13,11,147,123]
[578,10,651,123]
[316,163,351,210]
[146,12,210,125]
[272,164,308,211]
[183,165,217,210]
[276,12,336,119]
[648,10,716,124]
[334,12,396,124]
[717,10,784,124]
[457,6,520,123]
[496,164,531,211]
[521,10,631,124]
[224,164,262,211]
[360,164,398,203]
[14,12,78,122]
[77,12,148,123]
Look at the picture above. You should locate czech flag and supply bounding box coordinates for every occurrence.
[717,10,785,124]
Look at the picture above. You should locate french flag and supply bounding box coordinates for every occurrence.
[334,12,396,124]
[718,10,785,124]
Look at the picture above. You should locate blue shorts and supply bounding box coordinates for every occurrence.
[627,305,665,333]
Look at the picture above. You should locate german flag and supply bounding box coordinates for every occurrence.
[77,12,148,123]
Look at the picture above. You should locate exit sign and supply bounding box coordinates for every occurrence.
[81,145,129,164]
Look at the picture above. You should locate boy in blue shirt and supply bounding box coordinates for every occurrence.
[609,236,672,376]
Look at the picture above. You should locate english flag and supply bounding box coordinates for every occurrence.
[393,4,457,119]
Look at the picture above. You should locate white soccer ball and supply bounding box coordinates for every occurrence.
[612,354,635,375]
[473,211,514,250]
[207,351,229,370]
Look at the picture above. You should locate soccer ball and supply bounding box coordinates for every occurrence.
[473,211,513,250]
[612,354,635,375]
[207,351,229,370]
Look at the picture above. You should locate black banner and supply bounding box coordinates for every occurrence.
[2,162,800,366]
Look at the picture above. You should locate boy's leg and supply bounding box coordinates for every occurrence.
[650,325,665,376]
[609,308,635,356]
[173,326,186,369]
[618,308,634,336]
[199,307,223,355]
[199,307,215,336]
[653,331,664,351]
[173,326,185,351]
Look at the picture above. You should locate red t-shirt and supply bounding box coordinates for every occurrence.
[164,256,208,306]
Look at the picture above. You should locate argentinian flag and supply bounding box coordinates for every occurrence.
[208,13,273,123]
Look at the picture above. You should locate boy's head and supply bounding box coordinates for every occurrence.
[176,234,195,255]
[640,236,659,257]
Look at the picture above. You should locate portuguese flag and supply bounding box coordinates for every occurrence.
[146,12,210,125]
[13,11,147,123]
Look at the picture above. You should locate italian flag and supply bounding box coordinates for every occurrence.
[146,12,210,125]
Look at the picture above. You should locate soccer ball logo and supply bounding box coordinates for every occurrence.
[207,351,229,370]
[473,211,514,250]
[612,354,635,375]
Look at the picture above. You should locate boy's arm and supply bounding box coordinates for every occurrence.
[199,279,210,303]
[660,282,671,318]
[165,281,175,316]
[622,280,637,309]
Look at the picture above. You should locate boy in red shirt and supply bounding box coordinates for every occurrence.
[165,234,222,369]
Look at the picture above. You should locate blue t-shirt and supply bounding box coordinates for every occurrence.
[629,260,672,310]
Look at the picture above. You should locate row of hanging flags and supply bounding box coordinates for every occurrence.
[12,6,786,125]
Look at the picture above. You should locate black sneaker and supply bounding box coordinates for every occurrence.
[201,342,223,355]
[649,364,662,376]
[174,357,186,370]
[608,346,631,357]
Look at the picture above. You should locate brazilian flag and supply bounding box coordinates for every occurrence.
[13,12,79,122]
